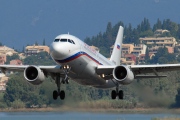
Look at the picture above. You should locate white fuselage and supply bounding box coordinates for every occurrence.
[50,34,116,88]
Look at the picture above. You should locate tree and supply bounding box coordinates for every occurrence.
[0,42,3,46]
[173,88,180,108]
[145,47,149,63]
[23,52,54,65]
[150,47,169,64]
[4,73,56,108]
[43,39,46,45]
[153,18,162,31]
[35,41,38,46]
[22,46,25,53]
[5,54,19,64]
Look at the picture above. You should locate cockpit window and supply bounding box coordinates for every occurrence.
[68,39,72,43]
[54,39,59,42]
[67,39,75,44]
[71,40,75,44]
[54,38,75,44]
[60,39,67,42]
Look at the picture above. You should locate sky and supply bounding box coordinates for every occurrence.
[0,0,180,51]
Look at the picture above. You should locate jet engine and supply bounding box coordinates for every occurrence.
[24,66,45,85]
[113,65,134,85]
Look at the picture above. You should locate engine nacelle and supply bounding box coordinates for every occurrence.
[113,65,134,85]
[24,66,45,85]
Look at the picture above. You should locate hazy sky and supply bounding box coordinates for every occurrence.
[0,0,179,50]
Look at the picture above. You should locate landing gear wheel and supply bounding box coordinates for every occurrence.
[118,90,124,100]
[66,80,69,84]
[111,90,117,99]
[53,90,58,100]
[60,90,65,100]
[62,81,65,84]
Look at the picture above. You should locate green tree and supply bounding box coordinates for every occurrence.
[145,47,149,63]
[4,73,57,108]
[23,52,54,65]
[22,46,25,53]
[173,88,180,108]
[153,18,162,31]
[35,41,38,46]
[0,42,3,46]
[150,47,169,64]
[5,54,19,64]
[43,39,46,45]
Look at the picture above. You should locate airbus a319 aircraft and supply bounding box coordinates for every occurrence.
[1,26,180,100]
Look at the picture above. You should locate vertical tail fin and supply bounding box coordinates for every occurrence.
[110,26,124,65]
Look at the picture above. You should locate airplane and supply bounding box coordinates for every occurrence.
[1,26,180,100]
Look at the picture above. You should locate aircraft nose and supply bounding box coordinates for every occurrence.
[50,42,67,59]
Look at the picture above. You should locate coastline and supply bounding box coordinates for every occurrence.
[1,107,180,114]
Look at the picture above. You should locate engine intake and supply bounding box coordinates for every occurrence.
[24,66,45,85]
[113,65,134,85]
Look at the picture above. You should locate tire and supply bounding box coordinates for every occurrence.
[111,90,117,99]
[118,90,124,100]
[53,90,58,100]
[60,90,65,100]
[66,80,69,84]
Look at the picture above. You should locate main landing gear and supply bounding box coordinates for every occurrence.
[111,84,124,100]
[53,74,65,100]
[53,65,70,100]
[53,74,69,100]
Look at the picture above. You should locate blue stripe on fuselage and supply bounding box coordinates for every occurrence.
[55,51,103,65]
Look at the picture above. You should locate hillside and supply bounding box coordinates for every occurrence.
[1,18,180,110]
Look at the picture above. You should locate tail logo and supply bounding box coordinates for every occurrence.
[117,44,120,50]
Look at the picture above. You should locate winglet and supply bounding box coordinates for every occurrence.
[110,26,124,65]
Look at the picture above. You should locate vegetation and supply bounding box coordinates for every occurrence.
[85,18,180,57]
[5,54,19,64]
[1,18,180,110]
[23,52,54,65]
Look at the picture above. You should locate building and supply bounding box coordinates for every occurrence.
[10,59,22,65]
[121,44,134,55]
[154,29,169,36]
[0,54,6,65]
[0,73,8,92]
[148,46,174,54]
[139,37,177,48]
[131,44,147,57]
[18,53,26,59]
[110,44,147,57]
[138,53,155,64]
[0,46,17,56]
[121,54,136,65]
[25,45,50,56]
[90,45,100,52]
[139,37,177,54]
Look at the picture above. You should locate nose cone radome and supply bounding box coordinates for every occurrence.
[50,42,68,59]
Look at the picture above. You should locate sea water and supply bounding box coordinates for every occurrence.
[0,112,180,120]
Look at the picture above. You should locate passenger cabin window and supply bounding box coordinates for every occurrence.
[60,39,67,42]
[54,39,59,42]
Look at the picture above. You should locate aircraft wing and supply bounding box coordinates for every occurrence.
[96,64,180,79]
[130,64,180,73]
[0,65,63,74]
